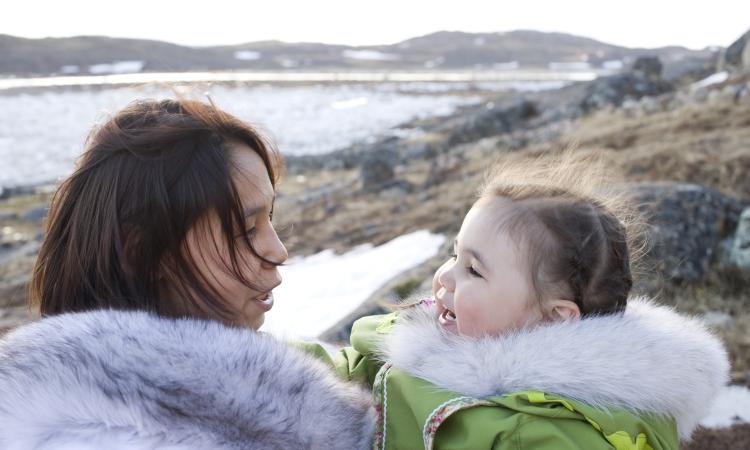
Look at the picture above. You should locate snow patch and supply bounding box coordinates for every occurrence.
[234,50,261,61]
[691,71,729,90]
[492,61,520,70]
[602,60,624,70]
[60,65,80,75]
[342,50,401,61]
[423,57,445,69]
[548,62,592,71]
[701,385,750,428]
[279,59,299,68]
[263,230,445,339]
[88,61,144,74]
[330,97,368,110]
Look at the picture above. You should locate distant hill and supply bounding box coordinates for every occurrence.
[0,30,717,78]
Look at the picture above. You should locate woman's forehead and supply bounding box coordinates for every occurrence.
[230,144,274,207]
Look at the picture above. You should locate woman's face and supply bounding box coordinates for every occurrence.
[182,143,288,329]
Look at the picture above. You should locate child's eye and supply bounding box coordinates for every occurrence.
[468,266,483,278]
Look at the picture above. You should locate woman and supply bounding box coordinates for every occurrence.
[0,99,374,449]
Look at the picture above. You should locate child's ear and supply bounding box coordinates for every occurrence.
[546,300,581,321]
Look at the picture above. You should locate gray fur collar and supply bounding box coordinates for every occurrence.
[381,297,728,440]
[0,310,374,450]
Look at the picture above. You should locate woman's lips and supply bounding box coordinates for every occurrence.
[253,291,274,312]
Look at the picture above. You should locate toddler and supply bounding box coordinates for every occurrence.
[329,153,728,450]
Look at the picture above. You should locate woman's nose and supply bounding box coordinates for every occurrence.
[259,225,288,266]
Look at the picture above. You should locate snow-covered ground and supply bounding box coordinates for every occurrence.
[691,71,729,90]
[263,230,445,339]
[701,384,750,428]
[0,84,481,190]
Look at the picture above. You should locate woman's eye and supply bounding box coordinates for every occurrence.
[245,227,257,237]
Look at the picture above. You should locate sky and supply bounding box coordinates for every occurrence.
[2,0,748,50]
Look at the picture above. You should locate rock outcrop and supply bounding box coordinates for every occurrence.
[721,28,750,72]
[580,56,673,112]
[730,208,750,270]
[630,182,748,284]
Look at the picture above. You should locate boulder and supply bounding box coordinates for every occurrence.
[722,28,750,71]
[359,141,400,191]
[729,208,750,269]
[0,211,18,222]
[444,99,537,147]
[632,56,663,80]
[630,182,747,284]
[22,206,47,222]
[580,56,673,113]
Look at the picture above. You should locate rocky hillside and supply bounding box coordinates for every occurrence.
[0,30,715,78]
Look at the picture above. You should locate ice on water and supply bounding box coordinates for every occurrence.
[0,83,480,189]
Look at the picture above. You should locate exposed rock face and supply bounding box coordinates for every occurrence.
[580,56,673,112]
[730,208,750,269]
[631,182,747,284]
[723,28,750,71]
[443,99,538,147]
[632,56,663,80]
[359,142,399,191]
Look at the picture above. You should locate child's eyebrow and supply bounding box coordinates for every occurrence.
[467,249,486,268]
[454,239,487,268]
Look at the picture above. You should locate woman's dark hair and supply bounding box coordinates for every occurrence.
[29,98,284,321]
[479,151,646,317]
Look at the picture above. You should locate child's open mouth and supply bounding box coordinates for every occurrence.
[438,308,458,332]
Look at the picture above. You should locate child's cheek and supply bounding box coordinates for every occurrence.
[455,304,474,337]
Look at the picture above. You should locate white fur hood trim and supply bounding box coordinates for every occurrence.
[0,310,374,450]
[381,297,729,440]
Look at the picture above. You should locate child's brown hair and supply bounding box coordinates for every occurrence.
[479,150,645,316]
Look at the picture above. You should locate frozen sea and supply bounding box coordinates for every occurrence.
[0,79,568,192]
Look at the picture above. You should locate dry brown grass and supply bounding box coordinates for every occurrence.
[564,99,750,199]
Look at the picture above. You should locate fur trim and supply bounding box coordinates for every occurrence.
[0,310,375,450]
[381,297,729,440]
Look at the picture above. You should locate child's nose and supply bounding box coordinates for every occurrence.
[437,261,456,291]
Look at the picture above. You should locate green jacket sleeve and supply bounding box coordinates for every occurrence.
[290,313,396,386]
[289,341,336,366]
[332,313,396,386]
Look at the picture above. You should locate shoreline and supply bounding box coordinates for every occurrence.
[0,68,608,93]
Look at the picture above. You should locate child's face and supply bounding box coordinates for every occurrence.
[432,199,541,337]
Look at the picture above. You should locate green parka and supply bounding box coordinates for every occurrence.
[308,298,728,450]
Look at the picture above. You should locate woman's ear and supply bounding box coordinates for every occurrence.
[546,299,581,321]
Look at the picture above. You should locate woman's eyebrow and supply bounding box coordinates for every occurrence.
[243,206,263,218]
[243,195,275,218]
